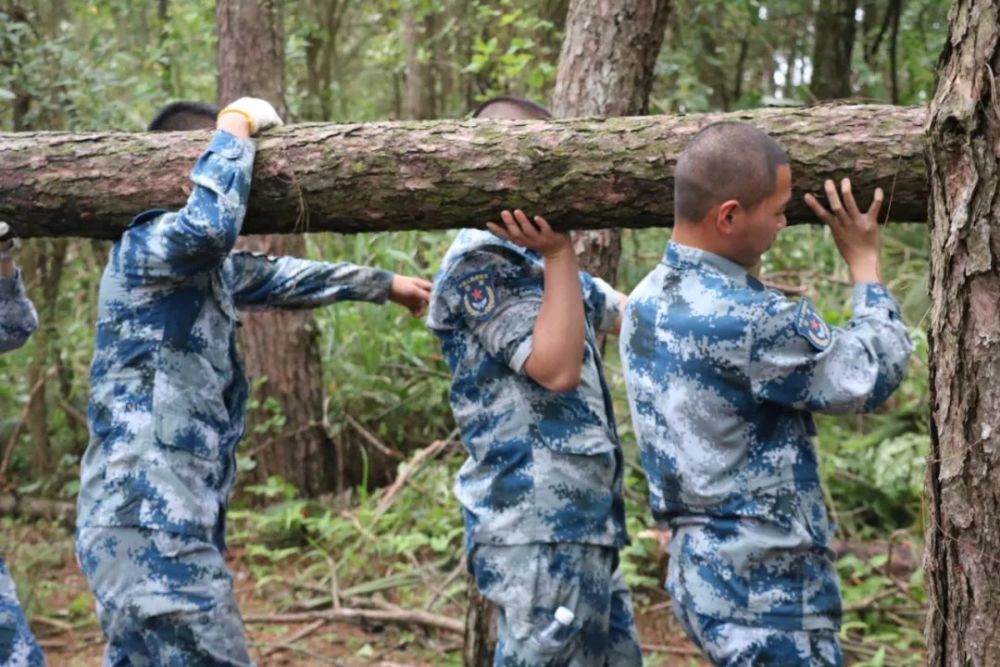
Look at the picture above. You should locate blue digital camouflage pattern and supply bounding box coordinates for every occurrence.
[672,598,842,667]
[620,242,912,639]
[77,130,393,546]
[471,543,641,667]
[426,229,627,550]
[76,527,252,667]
[0,271,45,666]
[76,129,393,663]
[0,271,38,354]
[0,559,45,667]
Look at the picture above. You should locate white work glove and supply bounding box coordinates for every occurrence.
[218,97,284,136]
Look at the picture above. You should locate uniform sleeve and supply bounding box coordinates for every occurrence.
[117,130,255,282]
[0,270,38,353]
[580,272,621,334]
[434,250,540,373]
[228,252,394,309]
[748,283,913,414]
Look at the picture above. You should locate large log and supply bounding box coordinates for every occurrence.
[0,104,927,239]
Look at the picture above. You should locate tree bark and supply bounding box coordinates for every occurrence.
[924,2,1000,665]
[810,0,859,100]
[217,0,339,498]
[551,0,671,284]
[0,104,929,239]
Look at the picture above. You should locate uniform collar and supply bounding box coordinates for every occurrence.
[663,241,762,287]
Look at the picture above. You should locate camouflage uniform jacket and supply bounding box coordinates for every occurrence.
[0,270,38,353]
[78,130,393,546]
[427,229,627,551]
[620,241,912,631]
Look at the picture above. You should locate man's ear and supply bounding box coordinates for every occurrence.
[714,199,741,237]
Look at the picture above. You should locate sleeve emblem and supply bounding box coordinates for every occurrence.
[794,298,831,351]
[457,270,497,321]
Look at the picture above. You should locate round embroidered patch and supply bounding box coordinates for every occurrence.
[457,270,497,321]
[794,298,832,351]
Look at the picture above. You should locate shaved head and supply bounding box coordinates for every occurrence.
[674,122,789,223]
[472,96,551,121]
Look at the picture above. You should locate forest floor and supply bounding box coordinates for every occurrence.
[7,520,708,667]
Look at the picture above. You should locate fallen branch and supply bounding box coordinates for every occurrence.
[0,494,75,523]
[344,414,403,461]
[374,431,458,517]
[260,619,327,659]
[242,605,464,635]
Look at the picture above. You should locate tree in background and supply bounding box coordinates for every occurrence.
[216,0,343,497]
[810,0,859,100]
[551,0,671,282]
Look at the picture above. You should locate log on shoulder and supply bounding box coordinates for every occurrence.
[0,104,927,239]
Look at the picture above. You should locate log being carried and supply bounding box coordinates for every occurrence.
[0,105,927,239]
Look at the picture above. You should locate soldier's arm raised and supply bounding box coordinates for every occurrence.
[747,288,912,414]
[487,210,584,393]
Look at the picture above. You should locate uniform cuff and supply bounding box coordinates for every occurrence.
[189,130,257,201]
[367,268,395,304]
[0,270,25,299]
[208,129,254,159]
[509,336,534,374]
[852,283,901,318]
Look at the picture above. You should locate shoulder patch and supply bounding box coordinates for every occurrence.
[794,299,832,351]
[456,269,497,321]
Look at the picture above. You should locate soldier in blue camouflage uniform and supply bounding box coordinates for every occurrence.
[75,98,432,667]
[0,223,45,667]
[619,122,913,666]
[427,97,642,667]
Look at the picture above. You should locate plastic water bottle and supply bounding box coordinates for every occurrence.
[533,606,575,648]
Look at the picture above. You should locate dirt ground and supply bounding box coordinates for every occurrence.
[11,523,706,667]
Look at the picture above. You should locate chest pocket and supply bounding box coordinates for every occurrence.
[153,280,235,461]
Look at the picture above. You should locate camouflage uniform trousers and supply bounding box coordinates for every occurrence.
[671,599,842,667]
[75,527,254,667]
[471,543,642,667]
[0,558,45,667]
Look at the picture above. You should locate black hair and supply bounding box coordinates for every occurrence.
[674,121,790,223]
[471,96,552,120]
[148,101,219,131]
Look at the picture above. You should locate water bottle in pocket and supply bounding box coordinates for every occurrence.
[532,606,576,649]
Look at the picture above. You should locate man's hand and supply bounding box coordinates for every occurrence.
[487,210,572,259]
[389,274,432,317]
[804,178,883,283]
[218,97,284,137]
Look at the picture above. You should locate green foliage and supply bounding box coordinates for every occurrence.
[0,0,948,660]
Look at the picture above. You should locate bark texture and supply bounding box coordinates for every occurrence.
[0,104,928,239]
[551,0,671,283]
[924,2,1000,665]
[217,0,337,497]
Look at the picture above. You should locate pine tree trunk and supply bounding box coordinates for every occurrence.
[550,0,671,283]
[924,2,1000,664]
[0,104,929,239]
[216,0,339,497]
